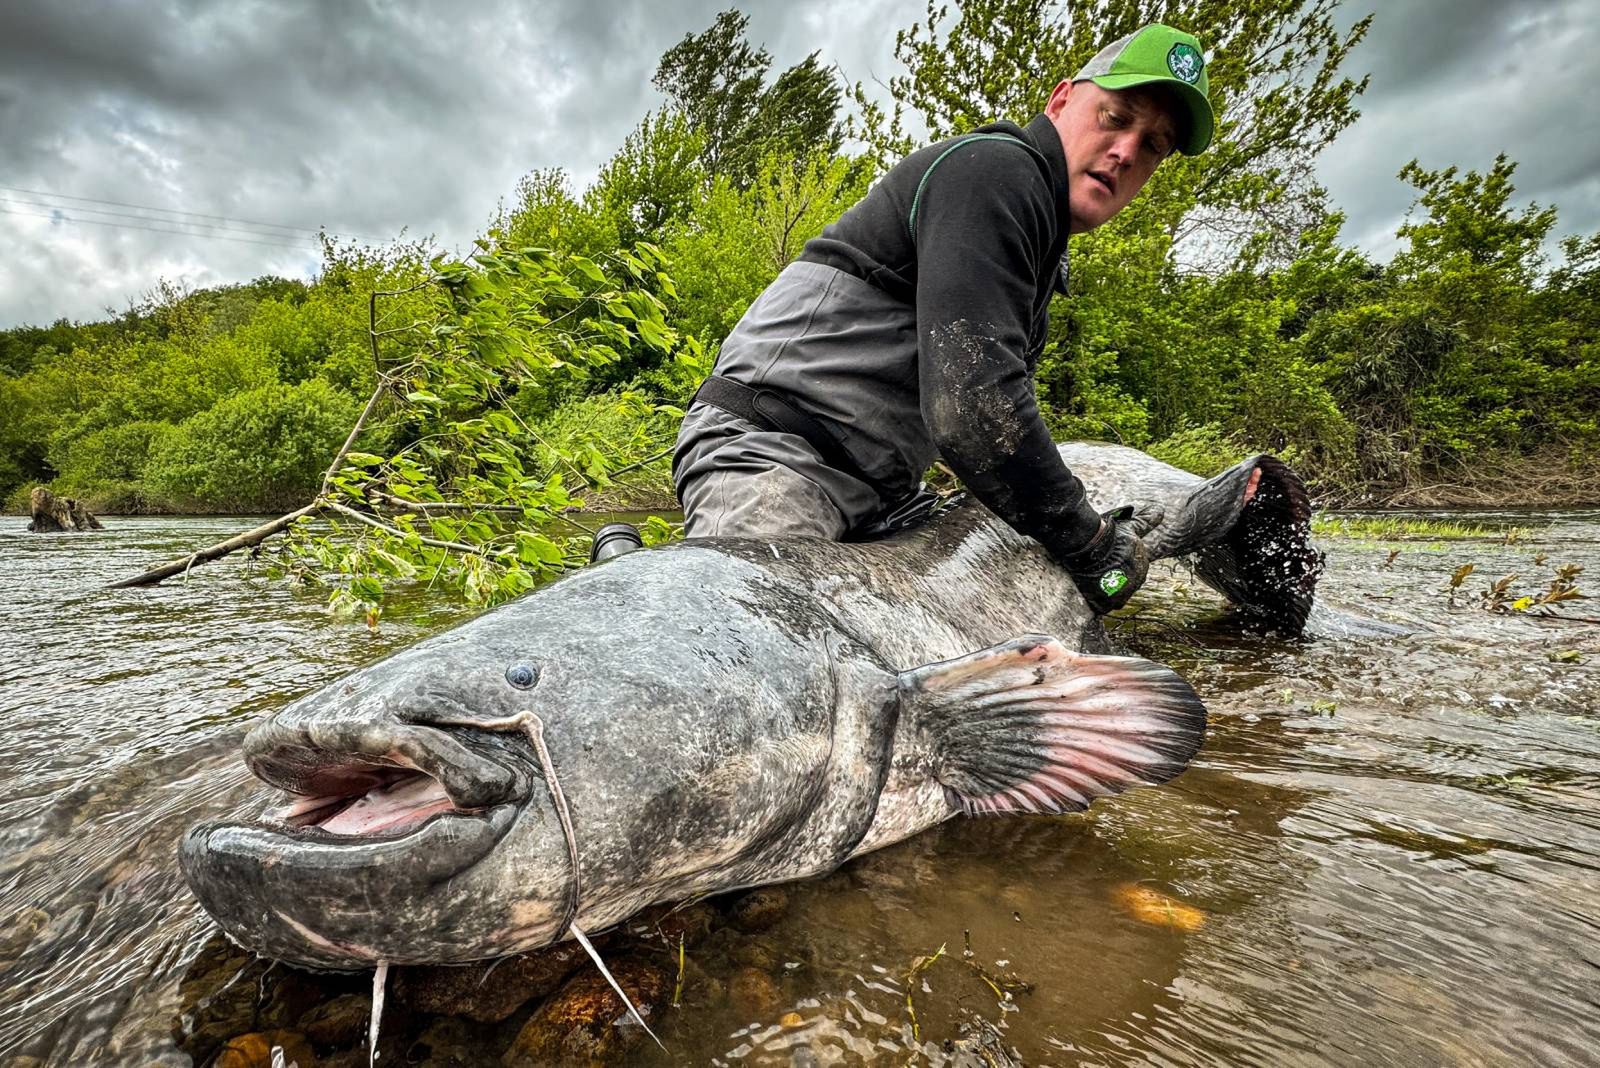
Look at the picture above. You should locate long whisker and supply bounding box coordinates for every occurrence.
[430,709,665,1051]
[572,921,664,1049]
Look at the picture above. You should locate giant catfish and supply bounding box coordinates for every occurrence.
[180,444,1320,969]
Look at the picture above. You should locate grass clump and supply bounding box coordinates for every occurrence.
[1312,515,1533,541]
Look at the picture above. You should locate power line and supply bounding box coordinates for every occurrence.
[0,195,329,244]
[0,206,322,252]
[0,184,384,244]
[2,184,323,235]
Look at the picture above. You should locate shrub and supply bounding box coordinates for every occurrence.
[147,381,359,512]
[1146,422,1252,477]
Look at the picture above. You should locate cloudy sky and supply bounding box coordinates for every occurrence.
[2,0,1596,328]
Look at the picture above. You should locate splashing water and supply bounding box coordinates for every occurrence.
[369,961,388,1066]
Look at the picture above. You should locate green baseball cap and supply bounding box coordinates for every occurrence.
[1072,23,1214,155]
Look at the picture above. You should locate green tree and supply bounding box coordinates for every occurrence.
[584,111,708,248]
[492,169,613,256]
[859,0,1370,259]
[654,9,843,185]
[1301,156,1581,481]
[665,150,872,344]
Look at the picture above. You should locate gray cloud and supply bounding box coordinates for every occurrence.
[1,0,1595,328]
[1319,0,1600,257]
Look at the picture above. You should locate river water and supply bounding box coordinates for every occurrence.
[1,511,1597,1066]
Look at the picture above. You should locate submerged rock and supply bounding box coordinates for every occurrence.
[727,966,781,1020]
[728,887,789,933]
[626,900,717,948]
[212,1029,314,1068]
[319,1049,371,1068]
[501,959,670,1066]
[731,936,784,972]
[406,1016,482,1068]
[394,940,591,1023]
[0,906,50,962]
[299,992,370,1048]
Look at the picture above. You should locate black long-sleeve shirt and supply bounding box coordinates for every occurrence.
[797,114,1103,555]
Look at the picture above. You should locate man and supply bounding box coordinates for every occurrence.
[671,23,1214,613]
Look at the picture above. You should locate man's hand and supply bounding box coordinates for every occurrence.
[1059,505,1163,614]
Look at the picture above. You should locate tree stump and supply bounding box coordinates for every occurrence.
[27,487,103,532]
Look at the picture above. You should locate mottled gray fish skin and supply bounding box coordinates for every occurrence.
[180,444,1319,969]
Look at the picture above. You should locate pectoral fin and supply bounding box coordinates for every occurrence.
[900,635,1206,816]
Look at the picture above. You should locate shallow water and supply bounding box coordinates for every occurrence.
[1,511,1597,1066]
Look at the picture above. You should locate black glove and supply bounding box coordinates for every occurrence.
[1057,504,1164,614]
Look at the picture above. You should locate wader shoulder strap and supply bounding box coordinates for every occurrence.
[692,375,863,481]
[907,132,1046,243]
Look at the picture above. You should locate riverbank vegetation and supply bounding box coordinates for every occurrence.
[3,1,1596,604]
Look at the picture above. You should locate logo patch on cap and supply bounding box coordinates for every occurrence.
[1167,42,1203,84]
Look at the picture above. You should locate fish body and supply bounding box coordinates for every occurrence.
[180,445,1319,969]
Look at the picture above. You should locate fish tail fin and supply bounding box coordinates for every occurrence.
[900,635,1206,817]
[1145,454,1323,635]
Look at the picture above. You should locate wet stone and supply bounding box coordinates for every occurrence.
[731,936,783,972]
[407,1016,481,1068]
[0,906,50,958]
[28,902,92,956]
[626,900,716,948]
[258,967,329,1031]
[299,992,370,1049]
[727,966,781,1020]
[319,1049,370,1068]
[675,956,723,1012]
[394,940,590,1023]
[213,1029,315,1068]
[728,887,790,933]
[501,958,670,1067]
[174,955,270,1065]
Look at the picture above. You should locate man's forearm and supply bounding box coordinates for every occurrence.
[920,319,1103,557]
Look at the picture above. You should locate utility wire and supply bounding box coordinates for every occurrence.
[0,195,328,244]
[0,206,321,251]
[2,184,323,234]
[0,184,384,243]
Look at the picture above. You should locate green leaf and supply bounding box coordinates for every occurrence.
[371,549,419,578]
[349,575,385,604]
[569,255,607,284]
[515,531,565,565]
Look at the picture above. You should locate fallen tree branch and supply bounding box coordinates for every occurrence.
[320,501,483,555]
[108,504,325,589]
[605,446,672,482]
[369,492,525,515]
[367,492,598,535]
[319,378,391,498]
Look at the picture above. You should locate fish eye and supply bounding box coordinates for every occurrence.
[505,663,540,689]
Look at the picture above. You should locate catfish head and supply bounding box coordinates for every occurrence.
[180,549,859,970]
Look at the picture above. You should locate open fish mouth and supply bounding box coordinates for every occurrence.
[178,711,535,966]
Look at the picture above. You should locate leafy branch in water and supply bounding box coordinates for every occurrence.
[1446,561,1587,618]
[276,242,707,619]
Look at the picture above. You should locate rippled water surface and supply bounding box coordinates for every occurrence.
[2,511,1597,1066]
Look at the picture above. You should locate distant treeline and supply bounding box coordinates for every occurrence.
[3,0,1596,517]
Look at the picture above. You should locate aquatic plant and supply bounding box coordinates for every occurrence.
[1313,515,1522,541]
[1447,560,1589,618]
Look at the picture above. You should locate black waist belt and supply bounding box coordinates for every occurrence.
[692,375,864,481]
